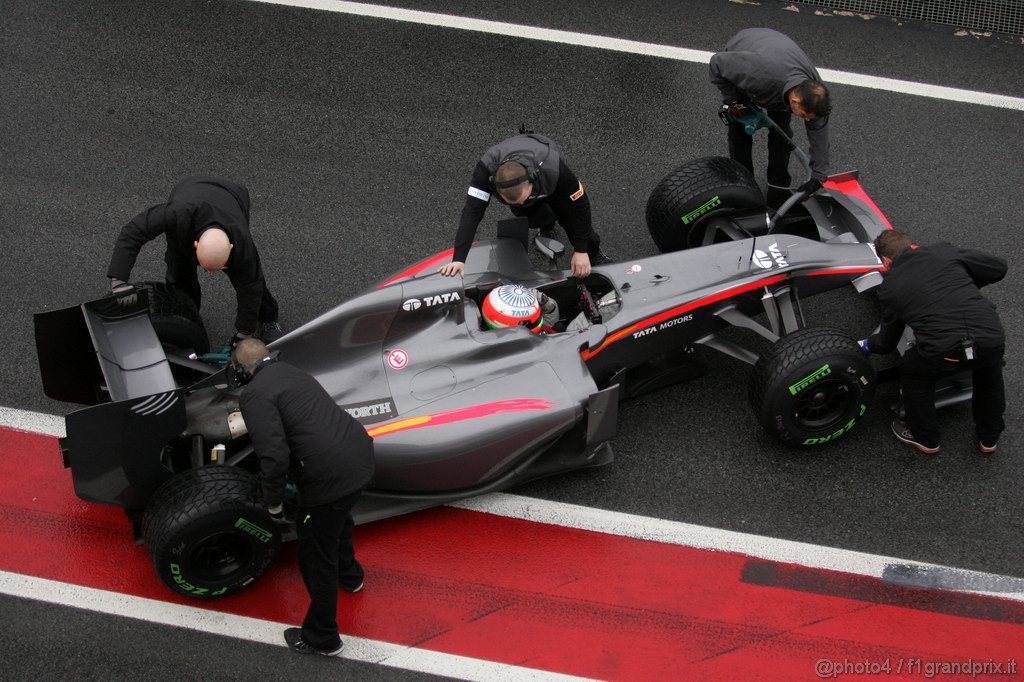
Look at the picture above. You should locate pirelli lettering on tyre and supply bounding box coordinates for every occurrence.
[234,517,273,543]
[170,563,228,597]
[681,196,721,224]
[801,404,868,445]
[789,364,831,395]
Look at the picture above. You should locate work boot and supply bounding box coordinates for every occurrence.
[283,628,344,656]
[591,251,613,266]
[339,559,365,593]
[260,321,284,343]
[977,439,998,454]
[891,419,939,455]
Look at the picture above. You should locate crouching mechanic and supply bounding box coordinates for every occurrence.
[709,28,832,207]
[862,228,1007,455]
[106,176,284,344]
[438,132,610,279]
[232,339,375,656]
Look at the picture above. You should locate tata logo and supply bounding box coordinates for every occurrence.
[422,292,461,306]
[752,242,788,269]
[402,292,461,311]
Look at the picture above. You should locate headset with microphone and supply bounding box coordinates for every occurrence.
[489,154,541,194]
[228,353,279,386]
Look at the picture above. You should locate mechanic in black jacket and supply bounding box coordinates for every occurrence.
[863,228,1007,455]
[106,176,283,343]
[233,339,375,656]
[709,28,832,206]
[438,132,609,279]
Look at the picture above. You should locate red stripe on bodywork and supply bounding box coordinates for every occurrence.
[2,427,1023,680]
[582,274,788,360]
[376,248,458,288]
[367,398,553,438]
[824,176,894,230]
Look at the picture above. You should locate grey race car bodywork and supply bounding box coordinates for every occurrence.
[36,171,892,525]
[37,164,942,598]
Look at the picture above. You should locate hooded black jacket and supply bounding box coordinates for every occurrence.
[239,360,375,508]
[867,242,1006,357]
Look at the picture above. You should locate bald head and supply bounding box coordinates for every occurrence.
[233,338,270,368]
[194,227,233,272]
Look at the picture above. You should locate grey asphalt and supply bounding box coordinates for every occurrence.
[1,0,1021,677]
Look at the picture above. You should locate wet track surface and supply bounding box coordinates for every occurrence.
[1,0,1022,678]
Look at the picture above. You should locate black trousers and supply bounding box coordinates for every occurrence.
[297,486,365,650]
[163,240,279,326]
[510,199,602,259]
[900,342,1006,448]
[728,110,794,204]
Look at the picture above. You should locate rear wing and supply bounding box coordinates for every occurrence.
[34,292,176,406]
[35,293,186,509]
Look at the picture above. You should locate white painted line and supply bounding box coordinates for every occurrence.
[4,406,1023,603]
[0,406,65,438]
[245,0,1024,110]
[450,493,1024,602]
[0,571,592,681]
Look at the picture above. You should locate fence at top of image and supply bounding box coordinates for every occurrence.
[793,0,1024,35]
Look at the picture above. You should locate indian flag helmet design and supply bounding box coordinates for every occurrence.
[481,284,542,332]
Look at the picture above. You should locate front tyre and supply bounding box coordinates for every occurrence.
[142,468,281,599]
[749,328,875,447]
[645,156,764,252]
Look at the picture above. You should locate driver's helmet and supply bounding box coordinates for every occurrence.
[481,284,543,332]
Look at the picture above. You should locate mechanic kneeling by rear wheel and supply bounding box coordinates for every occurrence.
[232,339,375,657]
[861,228,1007,456]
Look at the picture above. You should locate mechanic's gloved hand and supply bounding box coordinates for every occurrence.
[858,338,871,356]
[267,504,287,524]
[110,278,138,306]
[796,178,823,198]
[229,330,255,349]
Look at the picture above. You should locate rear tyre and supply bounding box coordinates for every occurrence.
[139,281,210,354]
[749,327,875,447]
[646,156,764,252]
[142,467,281,599]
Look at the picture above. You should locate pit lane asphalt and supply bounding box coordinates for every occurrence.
[1,0,1021,677]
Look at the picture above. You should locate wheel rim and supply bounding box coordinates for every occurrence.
[793,380,853,429]
[187,532,255,582]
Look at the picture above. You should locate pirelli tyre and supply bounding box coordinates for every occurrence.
[142,467,281,599]
[646,156,764,252]
[139,281,210,355]
[749,327,876,447]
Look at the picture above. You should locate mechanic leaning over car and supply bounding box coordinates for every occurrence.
[862,228,1007,456]
[106,176,283,344]
[232,338,375,657]
[709,28,832,207]
[438,131,611,279]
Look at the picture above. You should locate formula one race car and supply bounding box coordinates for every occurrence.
[35,156,896,599]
